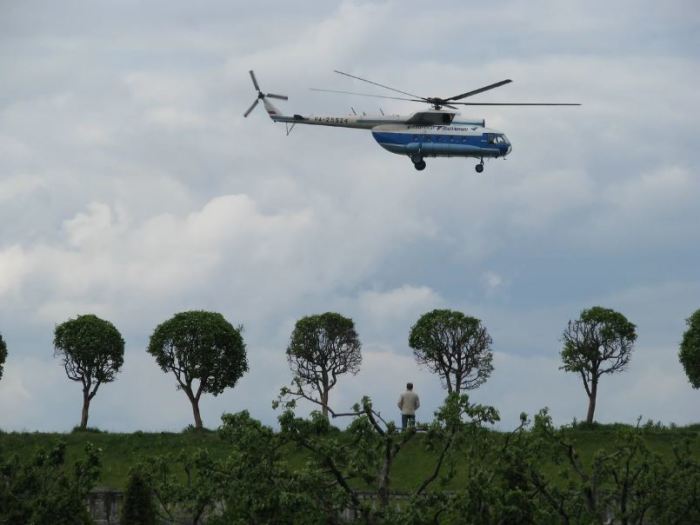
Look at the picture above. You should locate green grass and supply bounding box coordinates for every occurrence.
[0,429,230,489]
[1,425,698,492]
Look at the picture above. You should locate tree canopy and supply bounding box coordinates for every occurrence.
[409,309,494,394]
[0,442,100,524]
[561,306,637,424]
[679,309,700,389]
[147,310,248,429]
[54,314,125,430]
[0,331,6,381]
[285,312,361,417]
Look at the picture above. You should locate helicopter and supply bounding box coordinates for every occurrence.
[244,70,579,172]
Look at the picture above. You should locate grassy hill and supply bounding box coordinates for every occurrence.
[2,423,698,492]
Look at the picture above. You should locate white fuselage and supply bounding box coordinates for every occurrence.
[263,99,512,160]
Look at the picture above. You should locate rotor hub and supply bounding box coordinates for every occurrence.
[426,98,445,109]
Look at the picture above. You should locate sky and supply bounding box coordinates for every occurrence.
[0,0,698,432]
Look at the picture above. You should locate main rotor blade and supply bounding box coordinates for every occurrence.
[265,93,288,100]
[243,98,259,117]
[449,102,581,106]
[310,87,423,103]
[249,70,260,91]
[334,70,426,101]
[445,79,513,101]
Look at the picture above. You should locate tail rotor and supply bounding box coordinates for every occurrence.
[244,70,288,117]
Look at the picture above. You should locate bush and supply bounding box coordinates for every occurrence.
[71,426,104,434]
[181,424,213,434]
[0,442,100,524]
[121,470,157,525]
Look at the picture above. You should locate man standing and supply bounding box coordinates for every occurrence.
[397,382,420,430]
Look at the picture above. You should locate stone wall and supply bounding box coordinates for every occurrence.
[86,488,407,523]
[86,489,123,525]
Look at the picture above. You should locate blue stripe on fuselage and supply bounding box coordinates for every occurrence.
[371,131,508,157]
[373,131,483,146]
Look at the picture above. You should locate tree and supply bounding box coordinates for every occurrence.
[408,309,494,394]
[147,310,248,430]
[54,314,125,430]
[679,309,700,389]
[136,452,218,525]
[0,331,6,381]
[560,306,637,424]
[137,413,325,525]
[121,470,157,525]
[277,394,499,524]
[213,411,324,524]
[0,441,101,524]
[285,312,361,418]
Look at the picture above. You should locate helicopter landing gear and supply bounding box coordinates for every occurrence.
[411,154,426,171]
[475,161,484,173]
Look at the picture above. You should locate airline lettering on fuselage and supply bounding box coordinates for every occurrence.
[407,125,481,132]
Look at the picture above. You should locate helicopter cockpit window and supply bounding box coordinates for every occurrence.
[488,134,506,144]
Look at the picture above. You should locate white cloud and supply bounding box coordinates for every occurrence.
[608,345,691,425]
[0,246,33,297]
[358,285,443,323]
[0,356,66,431]
[124,71,204,106]
[145,107,206,129]
[63,202,128,248]
[482,271,504,291]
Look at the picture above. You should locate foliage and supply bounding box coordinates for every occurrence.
[530,411,700,524]
[422,409,700,524]
[0,331,6,381]
[0,430,230,490]
[0,422,698,523]
[211,411,328,524]
[679,309,700,388]
[408,309,494,393]
[277,393,499,524]
[134,411,332,524]
[71,425,105,434]
[0,441,101,525]
[54,314,125,429]
[648,438,700,524]
[137,451,220,525]
[285,312,362,417]
[121,469,157,525]
[561,306,637,424]
[147,310,248,429]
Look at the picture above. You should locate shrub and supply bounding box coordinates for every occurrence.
[121,470,157,525]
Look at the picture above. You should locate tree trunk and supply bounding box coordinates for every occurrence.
[80,390,90,430]
[586,380,598,424]
[321,388,329,418]
[184,388,203,429]
[377,438,393,511]
[190,397,203,429]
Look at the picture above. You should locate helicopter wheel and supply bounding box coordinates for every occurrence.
[414,160,426,171]
[475,162,484,173]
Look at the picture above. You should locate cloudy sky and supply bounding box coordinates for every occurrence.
[1,0,698,432]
